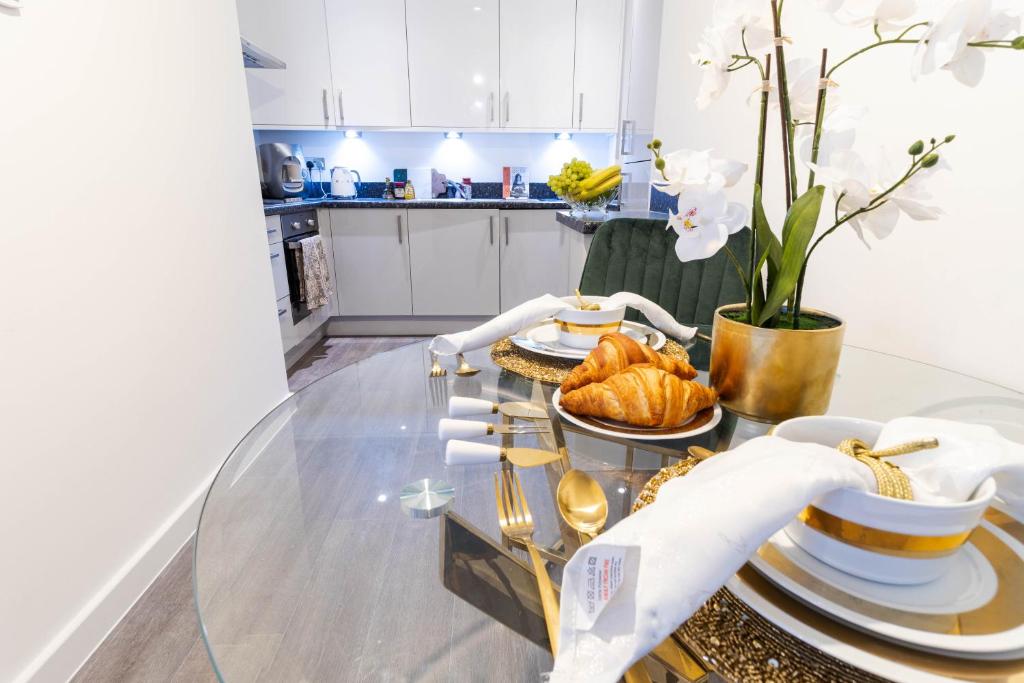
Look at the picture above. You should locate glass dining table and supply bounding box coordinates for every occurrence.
[193,340,1024,682]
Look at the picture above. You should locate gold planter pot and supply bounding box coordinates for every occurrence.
[709,304,845,423]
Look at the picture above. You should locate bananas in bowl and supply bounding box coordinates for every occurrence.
[548,159,621,212]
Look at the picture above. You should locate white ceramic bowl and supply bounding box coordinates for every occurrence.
[774,415,996,585]
[553,296,626,349]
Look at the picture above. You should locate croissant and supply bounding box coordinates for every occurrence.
[559,332,697,394]
[559,364,717,428]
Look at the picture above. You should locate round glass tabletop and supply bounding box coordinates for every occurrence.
[193,341,1022,682]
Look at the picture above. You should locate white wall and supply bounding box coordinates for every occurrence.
[253,129,615,184]
[0,2,289,681]
[654,3,1024,392]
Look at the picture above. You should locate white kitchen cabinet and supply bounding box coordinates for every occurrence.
[406,0,500,128]
[325,0,411,127]
[269,242,289,301]
[498,0,576,129]
[236,0,335,128]
[329,209,412,316]
[499,211,567,311]
[572,0,625,131]
[408,210,500,315]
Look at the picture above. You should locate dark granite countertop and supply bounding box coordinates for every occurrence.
[555,209,669,235]
[264,197,569,216]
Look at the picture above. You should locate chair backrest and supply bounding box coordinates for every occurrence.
[578,217,749,334]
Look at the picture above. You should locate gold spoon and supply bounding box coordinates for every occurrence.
[686,445,717,461]
[574,288,601,311]
[556,469,656,683]
[556,469,609,542]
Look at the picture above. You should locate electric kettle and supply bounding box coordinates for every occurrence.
[331,167,361,198]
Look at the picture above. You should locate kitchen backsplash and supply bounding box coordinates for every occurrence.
[302,180,558,200]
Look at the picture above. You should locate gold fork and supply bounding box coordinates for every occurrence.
[429,352,447,378]
[495,470,560,655]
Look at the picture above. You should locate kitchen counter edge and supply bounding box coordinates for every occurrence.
[555,210,669,235]
[264,198,570,216]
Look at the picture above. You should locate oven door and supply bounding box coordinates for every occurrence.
[284,234,315,325]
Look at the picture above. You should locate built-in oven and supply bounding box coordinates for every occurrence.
[280,210,319,325]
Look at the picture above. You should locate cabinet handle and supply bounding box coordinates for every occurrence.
[277,308,287,317]
[270,252,281,259]
[322,88,329,123]
[620,119,635,155]
[338,90,345,125]
[488,92,495,123]
[489,216,494,245]
[578,93,584,128]
[396,214,403,244]
[504,92,510,124]
[504,216,510,245]
[266,228,277,235]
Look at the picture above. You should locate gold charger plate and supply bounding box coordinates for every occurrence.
[490,336,691,385]
[632,461,1024,682]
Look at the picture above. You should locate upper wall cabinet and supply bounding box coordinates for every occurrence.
[237,0,335,128]
[498,0,576,129]
[406,0,500,128]
[325,0,411,127]
[573,0,625,131]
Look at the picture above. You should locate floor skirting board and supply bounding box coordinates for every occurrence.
[326,316,489,336]
[17,475,212,683]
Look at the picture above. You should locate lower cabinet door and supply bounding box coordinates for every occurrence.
[329,209,413,316]
[408,209,500,315]
[498,210,567,311]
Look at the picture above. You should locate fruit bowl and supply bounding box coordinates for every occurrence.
[548,158,622,217]
[563,186,619,217]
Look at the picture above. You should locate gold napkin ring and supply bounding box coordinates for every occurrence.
[837,437,939,500]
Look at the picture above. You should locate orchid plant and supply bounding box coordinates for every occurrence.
[652,0,1023,329]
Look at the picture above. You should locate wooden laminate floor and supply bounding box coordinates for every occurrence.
[71,336,425,683]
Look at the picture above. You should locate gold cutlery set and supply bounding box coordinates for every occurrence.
[441,393,710,682]
[429,351,480,377]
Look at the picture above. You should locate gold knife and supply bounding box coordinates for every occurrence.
[448,396,548,420]
[445,440,563,467]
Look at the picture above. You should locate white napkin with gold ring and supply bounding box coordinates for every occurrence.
[549,418,1024,682]
[428,293,697,356]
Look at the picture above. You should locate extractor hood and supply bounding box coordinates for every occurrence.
[241,37,286,70]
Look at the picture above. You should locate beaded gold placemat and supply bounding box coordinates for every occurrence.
[490,337,691,384]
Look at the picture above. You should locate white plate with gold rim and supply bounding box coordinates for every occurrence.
[748,507,1024,659]
[551,387,721,441]
[510,320,666,360]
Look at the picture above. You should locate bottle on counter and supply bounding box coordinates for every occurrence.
[394,181,406,199]
[404,179,416,200]
[462,177,472,200]
[383,177,394,200]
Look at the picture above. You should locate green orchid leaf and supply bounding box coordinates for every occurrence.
[757,186,825,326]
[753,184,781,286]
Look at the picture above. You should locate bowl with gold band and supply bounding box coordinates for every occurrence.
[774,416,996,586]
[552,296,626,349]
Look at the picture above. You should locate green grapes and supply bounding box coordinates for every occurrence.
[547,158,593,199]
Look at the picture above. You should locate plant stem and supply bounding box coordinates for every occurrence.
[806,49,829,190]
[828,36,1014,77]
[750,53,772,314]
[723,244,749,290]
[770,0,794,209]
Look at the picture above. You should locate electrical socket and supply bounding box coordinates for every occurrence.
[306,157,326,171]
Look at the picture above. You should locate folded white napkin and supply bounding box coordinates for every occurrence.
[428,293,697,356]
[550,418,1024,682]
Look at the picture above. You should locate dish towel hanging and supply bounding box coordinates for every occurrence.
[299,235,332,310]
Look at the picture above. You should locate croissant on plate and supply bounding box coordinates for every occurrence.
[559,332,697,394]
[559,364,717,428]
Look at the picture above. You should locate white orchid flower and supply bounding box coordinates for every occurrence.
[913,0,1022,86]
[668,189,749,262]
[820,0,918,31]
[653,149,748,197]
[810,149,944,247]
[712,0,775,54]
[692,26,735,110]
[797,105,866,168]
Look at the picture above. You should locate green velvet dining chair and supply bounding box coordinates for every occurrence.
[576,217,750,368]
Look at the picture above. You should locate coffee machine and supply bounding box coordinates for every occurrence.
[258,143,306,200]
